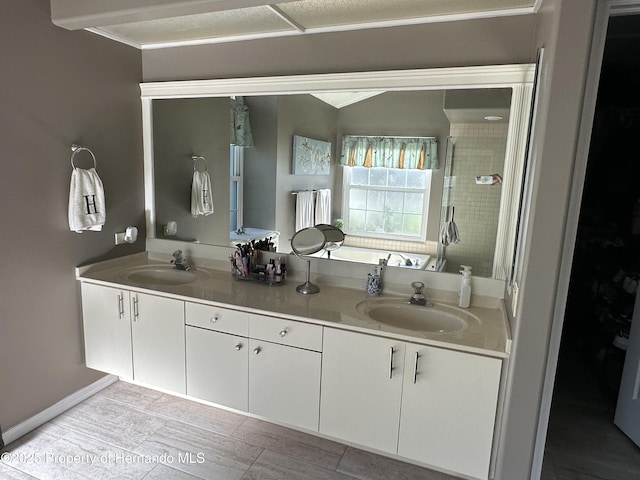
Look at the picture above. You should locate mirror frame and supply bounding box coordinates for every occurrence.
[140,64,535,282]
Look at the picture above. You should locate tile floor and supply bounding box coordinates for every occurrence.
[0,381,457,480]
[541,349,640,480]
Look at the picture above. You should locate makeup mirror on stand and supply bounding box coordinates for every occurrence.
[315,224,345,258]
[291,227,327,295]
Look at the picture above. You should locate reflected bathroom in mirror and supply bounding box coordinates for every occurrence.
[142,66,535,281]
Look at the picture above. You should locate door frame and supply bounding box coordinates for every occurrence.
[532,1,640,478]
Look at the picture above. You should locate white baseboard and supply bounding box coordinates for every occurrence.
[1,374,118,447]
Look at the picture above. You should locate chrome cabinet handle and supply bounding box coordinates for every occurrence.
[132,296,139,321]
[117,294,124,319]
[389,347,394,379]
[210,315,219,323]
[253,346,261,355]
[279,329,287,337]
[235,343,242,351]
[413,352,420,384]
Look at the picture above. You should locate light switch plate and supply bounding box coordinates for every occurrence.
[114,232,126,245]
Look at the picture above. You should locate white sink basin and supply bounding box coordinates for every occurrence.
[124,266,200,286]
[357,300,467,333]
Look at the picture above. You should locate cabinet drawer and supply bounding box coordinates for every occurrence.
[249,314,322,351]
[186,302,249,336]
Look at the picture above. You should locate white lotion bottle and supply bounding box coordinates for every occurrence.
[458,265,472,308]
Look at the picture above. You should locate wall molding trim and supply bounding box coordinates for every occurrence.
[1,375,117,447]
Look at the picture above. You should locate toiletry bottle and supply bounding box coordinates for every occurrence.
[458,265,472,308]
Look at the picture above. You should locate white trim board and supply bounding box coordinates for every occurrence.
[1,375,118,447]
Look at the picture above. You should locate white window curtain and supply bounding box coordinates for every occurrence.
[339,136,438,170]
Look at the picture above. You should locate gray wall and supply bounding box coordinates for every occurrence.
[153,97,230,245]
[142,15,537,81]
[0,0,143,431]
[243,96,278,230]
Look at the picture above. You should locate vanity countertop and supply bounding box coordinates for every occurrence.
[76,253,511,358]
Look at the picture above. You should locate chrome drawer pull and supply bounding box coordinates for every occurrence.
[235,343,242,351]
[389,347,394,379]
[413,352,420,384]
[132,296,139,321]
[117,294,124,319]
[279,329,287,337]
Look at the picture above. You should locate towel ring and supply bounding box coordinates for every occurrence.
[70,144,97,170]
[192,155,208,172]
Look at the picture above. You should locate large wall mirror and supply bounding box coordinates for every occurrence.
[141,65,535,280]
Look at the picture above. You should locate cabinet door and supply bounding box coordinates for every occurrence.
[131,292,185,394]
[399,344,502,480]
[249,339,321,431]
[186,326,248,411]
[81,283,133,379]
[320,328,405,453]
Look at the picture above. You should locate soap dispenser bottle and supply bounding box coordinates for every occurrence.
[458,265,472,308]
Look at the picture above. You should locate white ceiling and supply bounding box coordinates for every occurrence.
[52,0,540,50]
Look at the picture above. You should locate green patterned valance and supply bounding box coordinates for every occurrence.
[339,135,438,170]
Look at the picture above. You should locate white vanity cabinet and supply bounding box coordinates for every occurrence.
[398,344,502,480]
[320,327,502,480]
[130,292,185,394]
[319,327,406,453]
[80,283,185,394]
[80,271,506,480]
[81,283,133,379]
[248,314,322,432]
[185,303,249,411]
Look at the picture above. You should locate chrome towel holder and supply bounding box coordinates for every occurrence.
[192,155,208,172]
[70,144,97,170]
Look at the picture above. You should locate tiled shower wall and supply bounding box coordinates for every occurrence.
[444,123,508,277]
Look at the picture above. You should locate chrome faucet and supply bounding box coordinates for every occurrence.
[171,250,193,271]
[397,253,414,267]
[406,281,433,307]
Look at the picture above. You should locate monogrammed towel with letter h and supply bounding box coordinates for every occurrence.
[68,167,106,232]
[191,170,214,217]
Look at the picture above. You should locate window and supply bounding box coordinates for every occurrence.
[230,145,244,231]
[342,166,431,240]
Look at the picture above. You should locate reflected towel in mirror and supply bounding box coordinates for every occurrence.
[191,170,214,217]
[314,189,331,225]
[295,190,315,231]
[440,206,460,246]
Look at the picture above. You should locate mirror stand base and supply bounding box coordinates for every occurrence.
[296,281,320,295]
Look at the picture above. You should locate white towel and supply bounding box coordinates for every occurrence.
[191,170,214,217]
[295,190,315,231]
[68,167,106,233]
[314,189,331,225]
